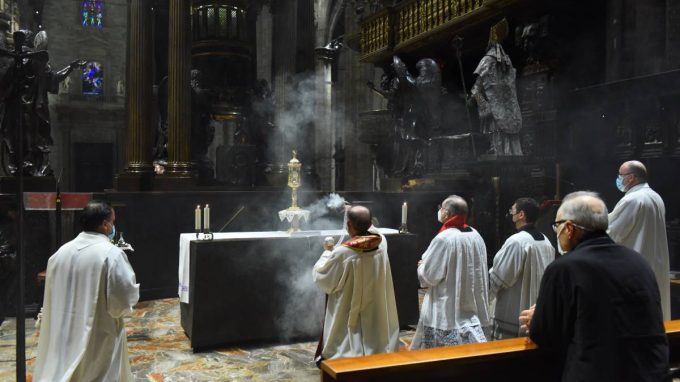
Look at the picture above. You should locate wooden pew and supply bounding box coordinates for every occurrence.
[319,320,680,382]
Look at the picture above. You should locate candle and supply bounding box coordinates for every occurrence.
[195,205,201,232]
[401,202,407,225]
[204,204,210,232]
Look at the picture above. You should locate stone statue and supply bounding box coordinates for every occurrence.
[471,19,523,156]
[367,56,445,177]
[0,30,86,176]
[414,58,445,138]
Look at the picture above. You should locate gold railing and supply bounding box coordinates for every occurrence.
[396,0,484,45]
[360,9,391,60]
[358,0,490,61]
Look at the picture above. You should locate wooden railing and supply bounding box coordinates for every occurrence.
[395,0,484,46]
[359,9,391,62]
[320,320,680,381]
[358,0,488,63]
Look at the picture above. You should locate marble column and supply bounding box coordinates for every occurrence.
[165,0,193,178]
[117,0,153,190]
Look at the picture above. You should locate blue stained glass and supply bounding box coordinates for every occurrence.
[82,62,104,95]
[82,0,103,28]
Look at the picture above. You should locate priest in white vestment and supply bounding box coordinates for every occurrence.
[411,195,491,349]
[489,198,554,339]
[313,205,400,361]
[33,201,140,382]
[608,160,670,320]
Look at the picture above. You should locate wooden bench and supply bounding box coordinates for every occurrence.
[319,320,680,381]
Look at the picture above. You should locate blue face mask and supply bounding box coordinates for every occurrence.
[108,224,116,241]
[615,176,626,193]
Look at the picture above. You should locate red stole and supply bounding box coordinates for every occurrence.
[439,214,469,233]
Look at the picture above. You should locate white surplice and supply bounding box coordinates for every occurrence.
[33,232,140,382]
[489,229,555,338]
[312,230,400,359]
[411,227,491,349]
[608,183,670,320]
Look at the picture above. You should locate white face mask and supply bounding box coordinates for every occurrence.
[556,224,567,255]
[437,209,445,223]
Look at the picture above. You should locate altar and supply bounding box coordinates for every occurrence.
[178,229,420,350]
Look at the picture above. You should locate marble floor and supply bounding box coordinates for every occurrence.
[0,298,413,382]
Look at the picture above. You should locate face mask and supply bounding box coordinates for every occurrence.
[437,209,444,223]
[615,176,626,193]
[556,224,566,255]
[108,224,116,241]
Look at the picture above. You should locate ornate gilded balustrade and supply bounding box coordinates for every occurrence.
[359,0,501,63]
[359,9,391,62]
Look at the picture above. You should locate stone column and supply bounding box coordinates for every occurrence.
[313,0,332,190]
[164,0,194,179]
[117,0,153,190]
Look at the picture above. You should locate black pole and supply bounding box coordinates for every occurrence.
[13,32,26,382]
[55,172,62,248]
[452,35,477,158]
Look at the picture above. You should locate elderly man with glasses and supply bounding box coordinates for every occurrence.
[608,160,670,320]
[519,191,667,382]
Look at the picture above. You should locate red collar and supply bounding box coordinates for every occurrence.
[439,215,469,233]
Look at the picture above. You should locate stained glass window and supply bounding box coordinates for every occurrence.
[82,61,104,95]
[81,0,103,28]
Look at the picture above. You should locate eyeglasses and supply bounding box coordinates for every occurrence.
[618,172,633,177]
[552,219,591,233]
[508,208,518,215]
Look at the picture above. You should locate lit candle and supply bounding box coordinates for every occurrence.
[195,205,201,232]
[204,204,210,232]
[401,202,407,225]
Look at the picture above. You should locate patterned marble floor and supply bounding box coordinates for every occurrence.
[0,298,328,381]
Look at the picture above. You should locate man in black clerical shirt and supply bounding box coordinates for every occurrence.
[519,191,668,382]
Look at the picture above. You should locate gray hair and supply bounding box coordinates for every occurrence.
[442,195,468,216]
[559,191,608,231]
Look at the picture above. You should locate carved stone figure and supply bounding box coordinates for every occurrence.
[471,19,523,156]
[366,56,447,177]
[0,30,86,176]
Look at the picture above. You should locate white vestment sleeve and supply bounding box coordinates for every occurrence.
[313,249,348,295]
[417,236,448,288]
[489,239,523,301]
[608,197,637,243]
[105,249,140,318]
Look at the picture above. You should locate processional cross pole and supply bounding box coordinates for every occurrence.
[451,35,477,158]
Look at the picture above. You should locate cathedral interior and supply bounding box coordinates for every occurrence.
[0,0,679,380]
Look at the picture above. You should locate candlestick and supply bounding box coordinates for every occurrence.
[401,202,407,225]
[204,204,210,232]
[194,205,201,233]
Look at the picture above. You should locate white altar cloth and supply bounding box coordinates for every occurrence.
[178,228,398,303]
